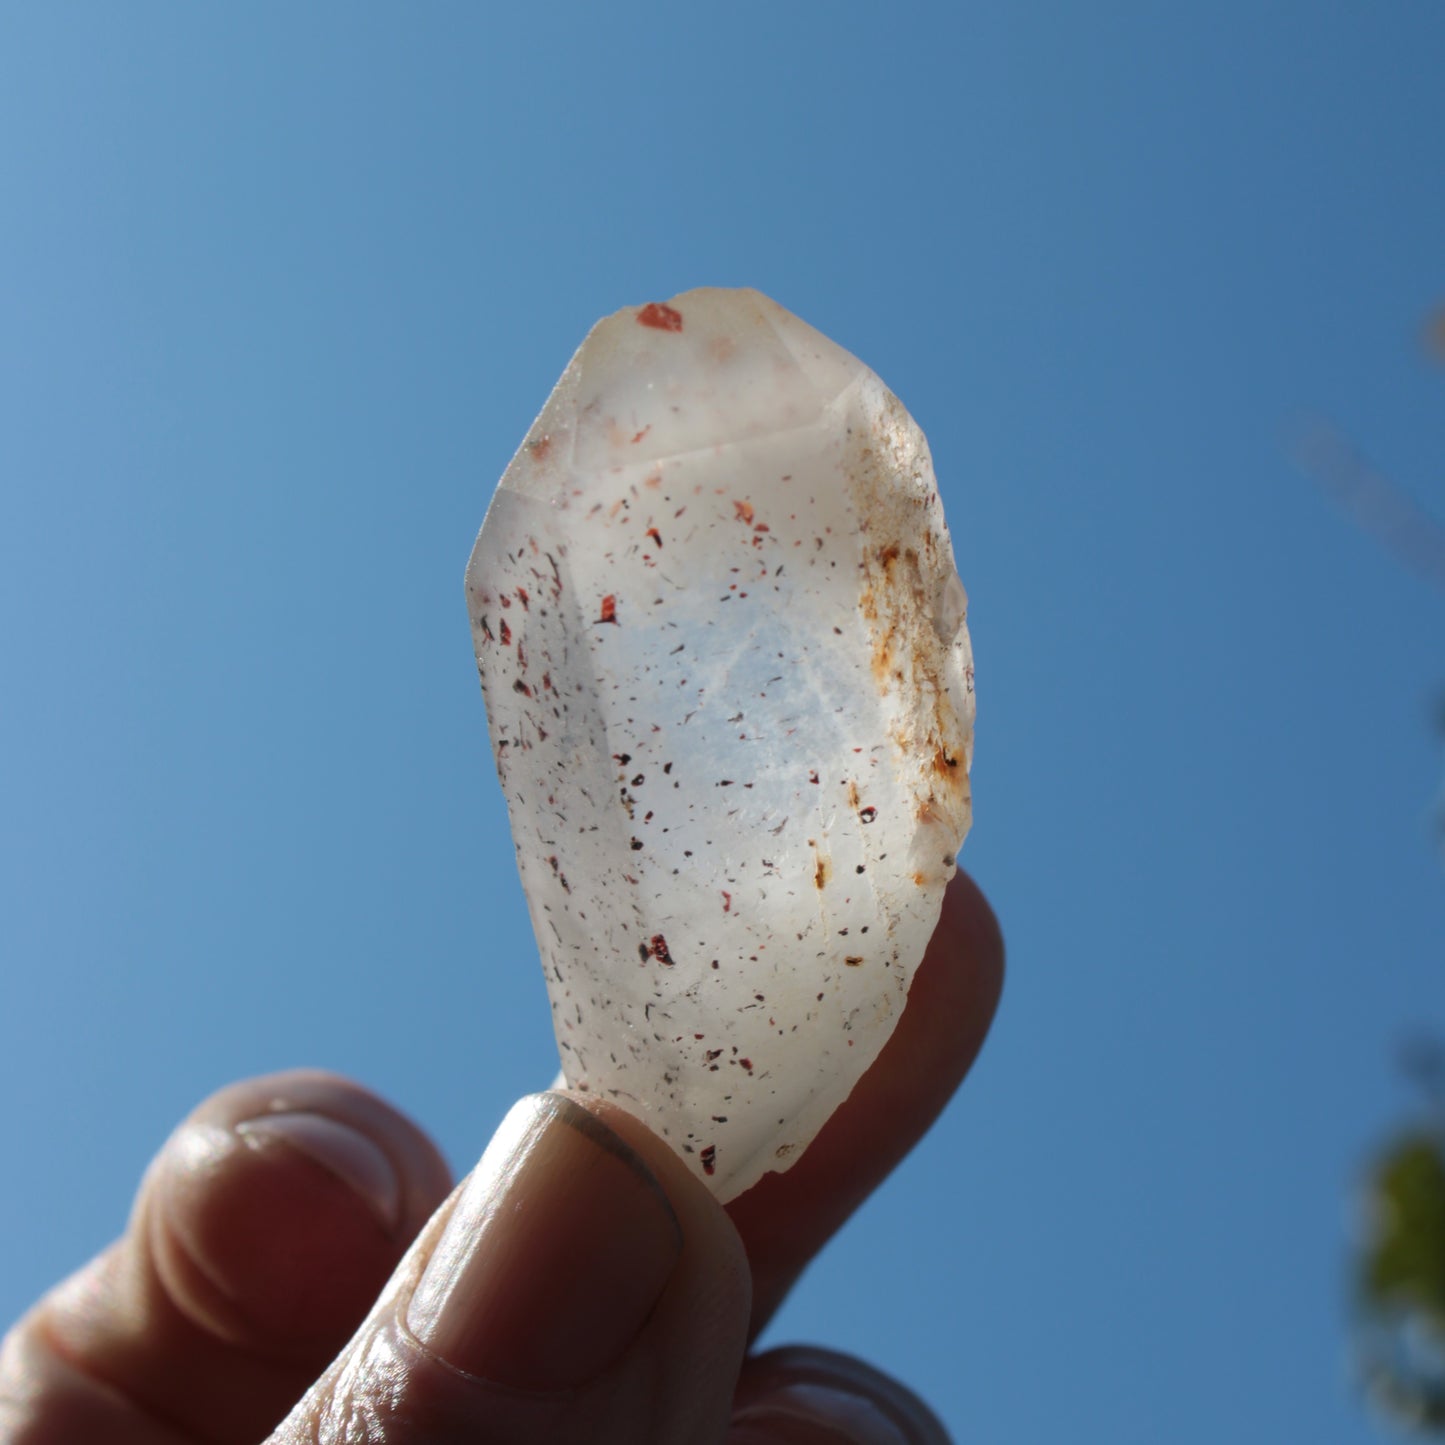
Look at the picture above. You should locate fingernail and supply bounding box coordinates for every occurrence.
[406,1092,682,1390]
[732,1384,921,1444]
[733,1353,952,1445]
[235,1111,402,1234]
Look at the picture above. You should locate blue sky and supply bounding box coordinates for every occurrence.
[2,4,1443,1440]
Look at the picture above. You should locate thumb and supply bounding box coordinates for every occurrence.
[269,1092,752,1445]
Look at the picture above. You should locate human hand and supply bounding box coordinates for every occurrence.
[0,871,1002,1444]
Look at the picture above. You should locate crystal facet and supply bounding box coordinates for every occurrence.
[467,288,974,1200]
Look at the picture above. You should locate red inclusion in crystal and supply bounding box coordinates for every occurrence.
[637,302,683,332]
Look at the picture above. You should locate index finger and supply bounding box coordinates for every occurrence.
[725,868,1004,1337]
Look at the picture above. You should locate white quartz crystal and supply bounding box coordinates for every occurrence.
[466,288,973,1200]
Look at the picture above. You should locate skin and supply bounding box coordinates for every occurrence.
[0,870,1002,1444]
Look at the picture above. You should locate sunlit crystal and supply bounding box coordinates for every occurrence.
[466,288,974,1200]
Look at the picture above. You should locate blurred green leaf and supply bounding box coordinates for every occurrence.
[1357,1128,1445,1432]
[1364,1134,1445,1321]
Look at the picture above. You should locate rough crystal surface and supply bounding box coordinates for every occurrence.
[466,288,974,1200]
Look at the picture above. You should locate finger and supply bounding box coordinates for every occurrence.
[272,1090,752,1445]
[729,1347,951,1444]
[727,869,1004,1334]
[0,1070,451,1445]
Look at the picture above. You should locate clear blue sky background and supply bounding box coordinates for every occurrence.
[2,5,1443,1441]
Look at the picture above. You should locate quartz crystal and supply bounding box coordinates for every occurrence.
[466,288,974,1200]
